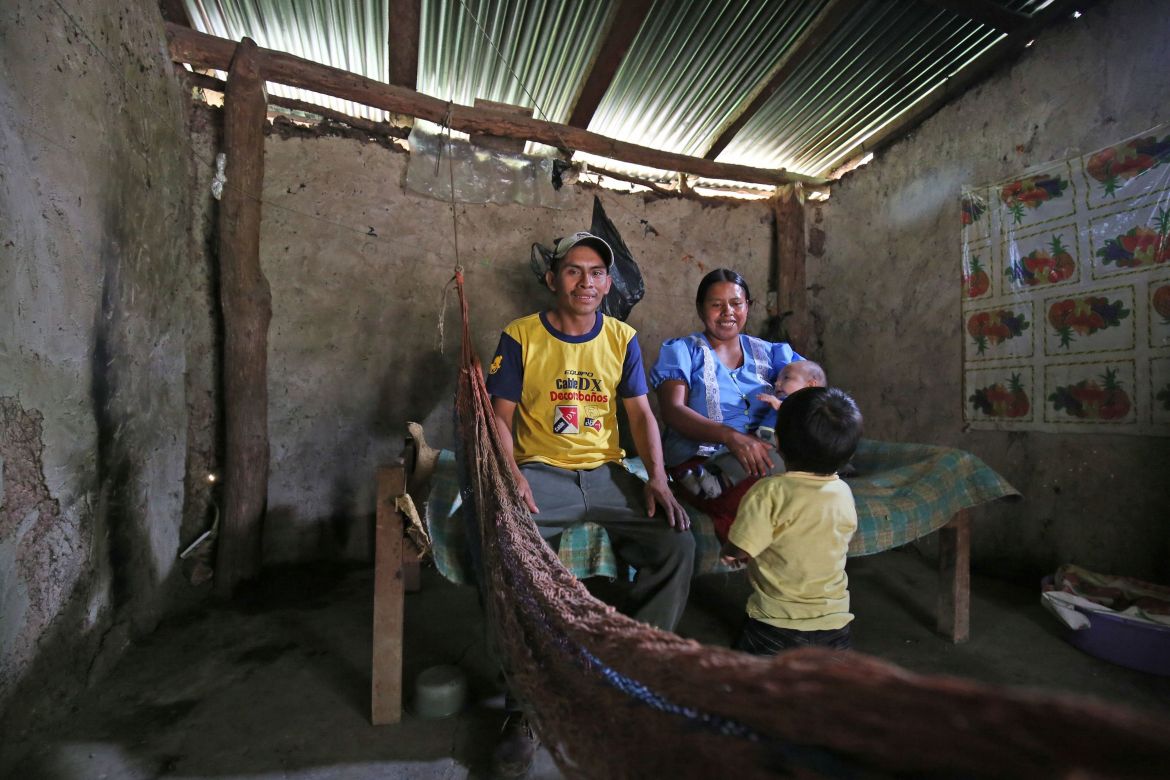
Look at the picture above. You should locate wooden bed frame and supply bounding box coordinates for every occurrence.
[368,451,972,725]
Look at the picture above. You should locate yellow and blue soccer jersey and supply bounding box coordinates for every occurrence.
[486,311,648,470]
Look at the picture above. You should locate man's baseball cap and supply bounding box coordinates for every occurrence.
[553,231,614,269]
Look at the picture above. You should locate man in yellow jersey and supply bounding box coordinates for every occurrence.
[485,231,695,778]
[487,231,694,628]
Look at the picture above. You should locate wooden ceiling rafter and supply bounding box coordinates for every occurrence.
[702,0,865,162]
[166,22,829,187]
[566,0,655,129]
[388,0,421,91]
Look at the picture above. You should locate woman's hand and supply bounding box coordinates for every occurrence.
[724,429,775,478]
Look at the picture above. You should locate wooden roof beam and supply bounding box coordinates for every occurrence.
[919,0,1030,34]
[566,0,655,129]
[703,0,863,161]
[388,0,421,90]
[166,22,828,187]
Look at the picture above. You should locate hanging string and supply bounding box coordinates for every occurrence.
[435,100,464,353]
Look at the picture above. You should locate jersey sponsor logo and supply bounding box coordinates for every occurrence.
[555,377,603,391]
[583,416,603,433]
[489,355,502,375]
[549,389,609,403]
[552,405,579,434]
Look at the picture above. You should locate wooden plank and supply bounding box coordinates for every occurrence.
[213,38,272,598]
[470,99,531,154]
[183,71,409,140]
[937,509,971,643]
[704,0,863,161]
[164,22,828,188]
[372,463,406,725]
[771,187,810,353]
[566,0,655,129]
[388,0,421,90]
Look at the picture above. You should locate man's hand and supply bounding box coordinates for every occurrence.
[513,469,539,514]
[644,476,690,531]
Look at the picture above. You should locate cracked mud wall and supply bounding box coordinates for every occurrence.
[189,115,774,563]
[809,0,1170,581]
[0,0,196,721]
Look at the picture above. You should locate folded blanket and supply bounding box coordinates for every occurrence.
[424,439,1019,584]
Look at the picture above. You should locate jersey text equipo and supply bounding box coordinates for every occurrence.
[549,390,610,403]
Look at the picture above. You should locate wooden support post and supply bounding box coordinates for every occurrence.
[214,38,272,598]
[772,186,811,353]
[937,510,971,643]
[372,463,407,725]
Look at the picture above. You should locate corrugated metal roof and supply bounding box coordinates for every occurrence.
[417,0,609,124]
[587,0,830,158]
[180,0,1067,186]
[184,0,391,120]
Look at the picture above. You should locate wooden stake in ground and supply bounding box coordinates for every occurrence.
[215,38,272,597]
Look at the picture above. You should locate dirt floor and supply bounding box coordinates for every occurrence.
[2,549,1168,779]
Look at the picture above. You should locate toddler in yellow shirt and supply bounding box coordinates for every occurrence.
[719,386,863,654]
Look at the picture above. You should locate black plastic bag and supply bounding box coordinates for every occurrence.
[529,196,646,321]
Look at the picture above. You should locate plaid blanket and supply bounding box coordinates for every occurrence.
[424,439,1019,584]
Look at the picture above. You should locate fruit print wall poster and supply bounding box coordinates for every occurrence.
[961,125,1170,435]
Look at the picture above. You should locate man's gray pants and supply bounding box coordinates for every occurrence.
[520,461,695,631]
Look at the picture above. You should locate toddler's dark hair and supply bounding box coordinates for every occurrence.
[777,387,863,475]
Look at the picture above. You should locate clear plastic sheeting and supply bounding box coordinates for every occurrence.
[405,126,576,209]
[960,124,1170,436]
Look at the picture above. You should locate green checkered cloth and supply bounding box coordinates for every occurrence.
[424,440,1018,584]
[844,439,1019,555]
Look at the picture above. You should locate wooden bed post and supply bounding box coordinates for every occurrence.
[937,510,972,643]
[214,37,272,598]
[372,462,407,725]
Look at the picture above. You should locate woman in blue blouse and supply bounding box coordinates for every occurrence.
[650,268,803,539]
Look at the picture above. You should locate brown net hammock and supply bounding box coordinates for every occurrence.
[450,273,1169,779]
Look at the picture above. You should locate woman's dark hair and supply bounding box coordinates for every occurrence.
[777,387,863,475]
[695,268,752,310]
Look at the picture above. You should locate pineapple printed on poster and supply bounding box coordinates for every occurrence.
[998,162,1075,231]
[961,248,994,301]
[1083,133,1170,209]
[1045,361,1136,425]
[1004,227,1081,290]
[965,303,1032,360]
[966,366,1034,424]
[1043,286,1135,355]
